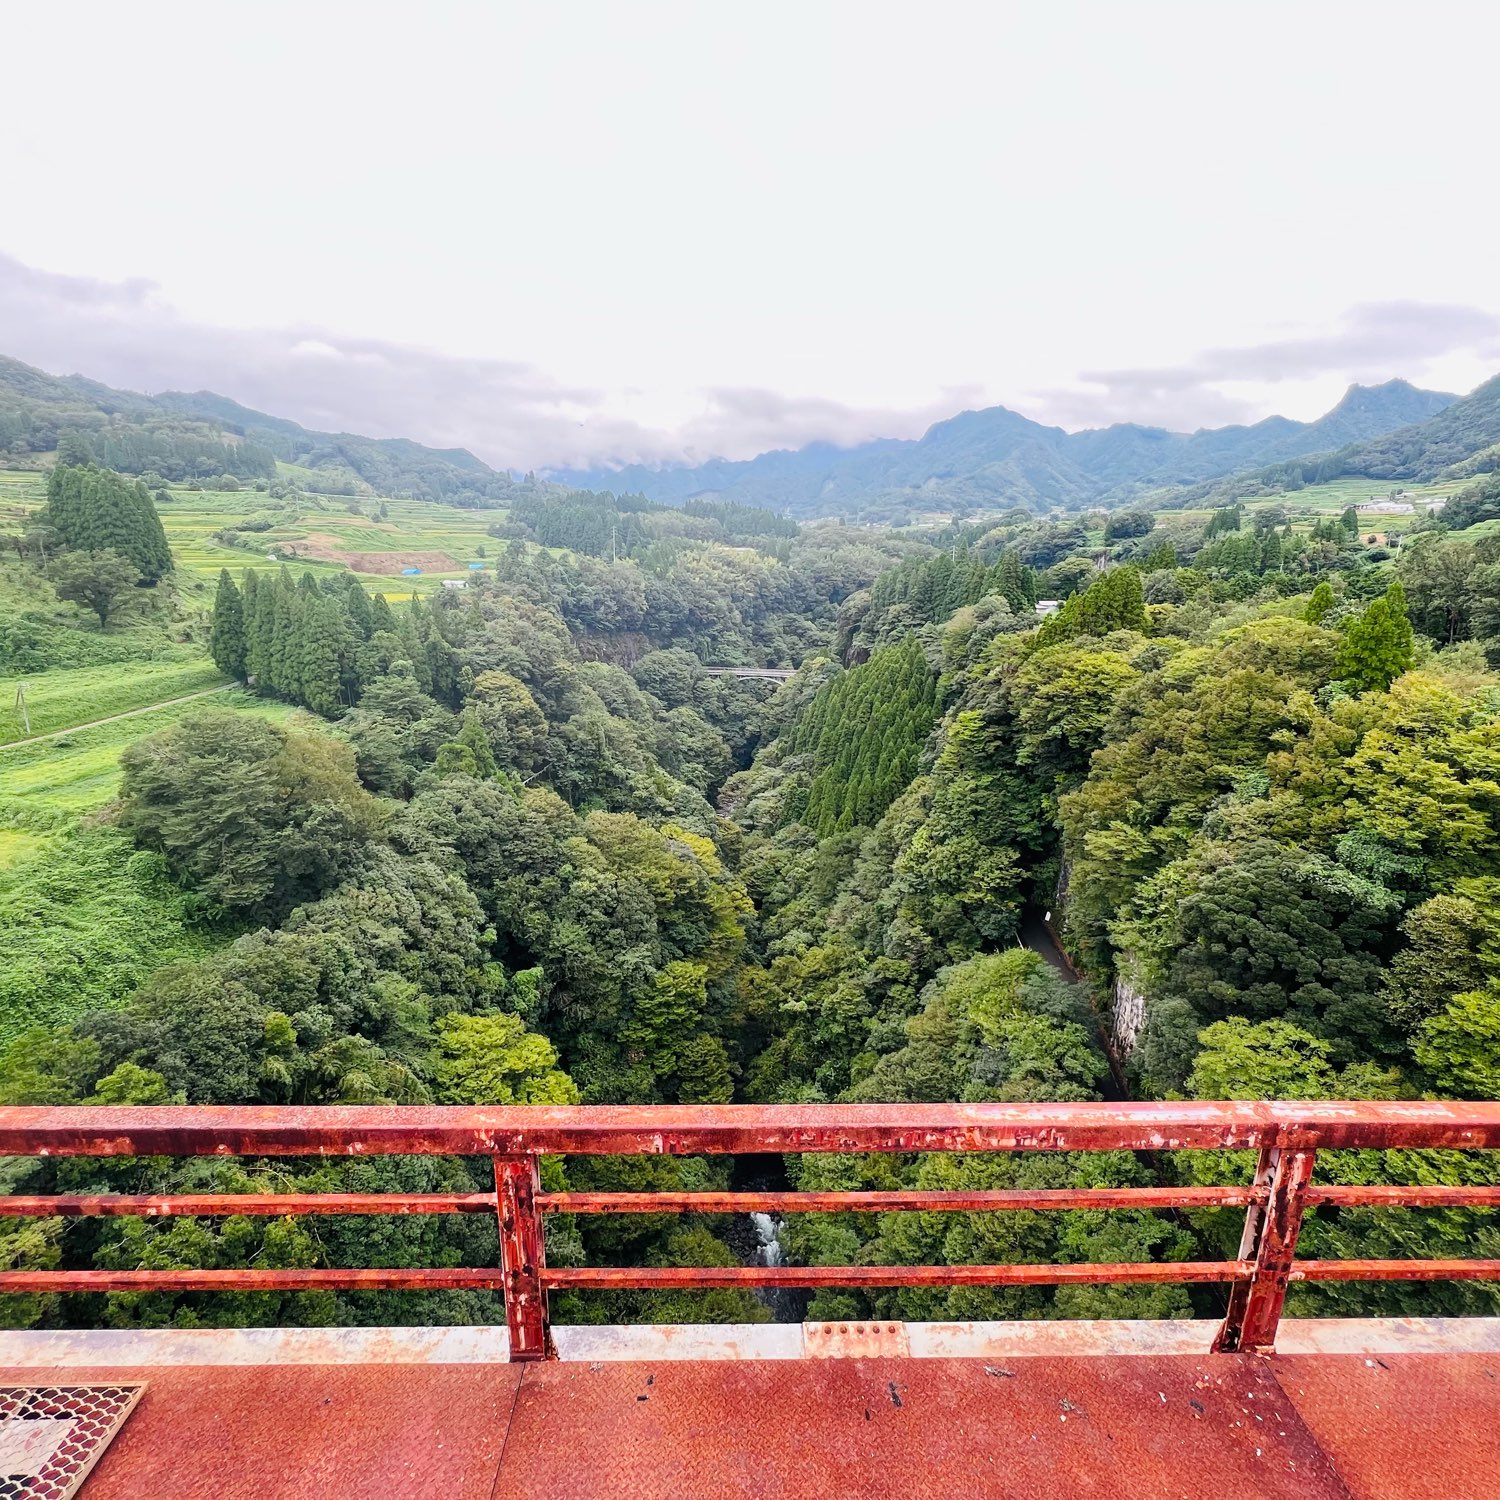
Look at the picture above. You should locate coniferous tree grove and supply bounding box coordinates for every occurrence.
[43,464,172,582]
[83,425,276,482]
[209,569,246,679]
[789,637,942,834]
[1034,565,1147,645]
[222,566,388,715]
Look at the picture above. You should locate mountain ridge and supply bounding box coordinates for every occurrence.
[552,378,1460,516]
[4,349,1493,517]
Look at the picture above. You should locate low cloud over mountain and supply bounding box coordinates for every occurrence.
[4,251,1497,475]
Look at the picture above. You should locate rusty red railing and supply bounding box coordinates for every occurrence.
[1,1100,1499,1359]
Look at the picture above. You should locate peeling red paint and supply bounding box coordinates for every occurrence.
[0,1099,1496,1158]
[540,1186,1266,1214]
[1291,1260,1500,1281]
[0,1192,494,1217]
[542,1262,1253,1288]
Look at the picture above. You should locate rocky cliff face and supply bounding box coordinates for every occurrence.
[1111,958,1148,1058]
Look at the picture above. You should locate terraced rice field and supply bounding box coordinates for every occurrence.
[1,470,504,595]
[1235,474,1468,516]
[156,488,501,592]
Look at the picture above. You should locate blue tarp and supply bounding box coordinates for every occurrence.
[468,561,485,569]
[401,567,422,575]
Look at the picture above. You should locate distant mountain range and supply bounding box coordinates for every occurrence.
[5,349,1500,520]
[552,379,1469,517]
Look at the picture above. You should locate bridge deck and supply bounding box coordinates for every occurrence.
[5,1321,1497,1498]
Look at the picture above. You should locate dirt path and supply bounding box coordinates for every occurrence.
[2,685,237,749]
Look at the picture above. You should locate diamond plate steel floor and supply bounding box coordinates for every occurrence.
[1,1348,1497,1497]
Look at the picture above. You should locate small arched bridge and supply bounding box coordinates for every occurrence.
[700,665,796,681]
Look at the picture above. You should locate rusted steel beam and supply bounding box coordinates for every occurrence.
[1292,1259,1500,1281]
[539,1186,1269,1215]
[1303,1184,1500,1208]
[0,1193,496,1218]
[543,1261,1253,1288]
[495,1155,548,1361]
[10,1257,1500,1297]
[1217,1147,1315,1353]
[1213,1145,1276,1353]
[0,1268,505,1293]
[3,1100,1499,1158]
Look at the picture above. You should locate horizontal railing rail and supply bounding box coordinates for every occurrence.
[0,1100,1497,1358]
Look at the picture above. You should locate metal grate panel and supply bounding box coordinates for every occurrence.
[0,1385,144,1499]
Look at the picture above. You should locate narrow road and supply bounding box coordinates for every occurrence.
[1019,909,1081,980]
[1020,909,1128,1101]
[1,685,236,749]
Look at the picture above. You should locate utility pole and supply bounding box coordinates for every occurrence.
[14,681,29,736]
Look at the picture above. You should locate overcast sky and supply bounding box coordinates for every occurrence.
[5,1,1500,471]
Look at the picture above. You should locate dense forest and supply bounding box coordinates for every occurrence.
[4,463,1500,1333]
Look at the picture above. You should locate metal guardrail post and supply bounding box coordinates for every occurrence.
[1213,1145,1315,1353]
[494,1155,549,1361]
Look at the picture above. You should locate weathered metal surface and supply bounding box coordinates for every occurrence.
[906,1319,1218,1359]
[550,1323,808,1362]
[804,1320,911,1357]
[0,1383,145,1500]
[540,1185,1267,1214]
[0,1192,495,1218]
[5,1318,1500,1369]
[0,1262,1251,1296]
[1217,1147,1315,1352]
[1274,1353,1500,1500]
[7,1257,1495,1300]
[494,1156,547,1362]
[48,1363,522,1500]
[12,1350,1498,1500]
[1304,1183,1500,1207]
[1213,1145,1273,1355]
[4,1098,1500,1158]
[1292,1258,1500,1281]
[488,1356,1350,1500]
[544,1261,1252,1288]
[1272,1317,1500,1355]
[0,1326,514,1366]
[0,1269,506,1293]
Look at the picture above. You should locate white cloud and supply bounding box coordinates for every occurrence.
[1024,304,1500,433]
[0,253,986,469]
[2,2,1499,468]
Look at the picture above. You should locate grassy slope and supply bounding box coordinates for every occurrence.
[1157,475,1468,536]
[1,692,303,832]
[0,692,319,1043]
[0,660,228,744]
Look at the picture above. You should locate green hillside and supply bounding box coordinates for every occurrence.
[0,353,514,505]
